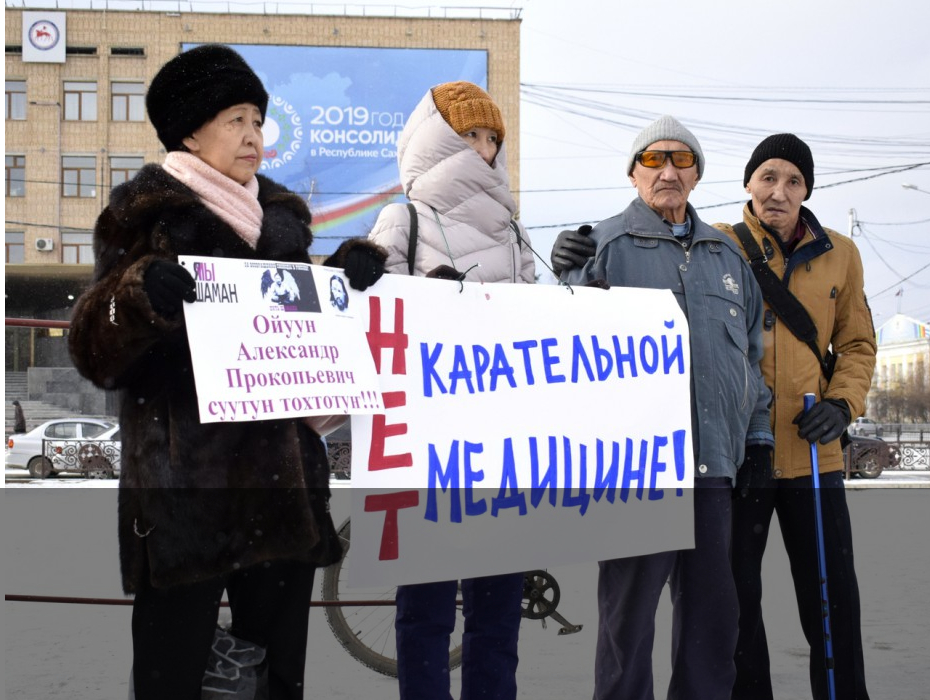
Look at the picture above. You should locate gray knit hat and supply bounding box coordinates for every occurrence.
[626,115,705,179]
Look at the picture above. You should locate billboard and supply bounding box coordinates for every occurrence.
[193,44,489,255]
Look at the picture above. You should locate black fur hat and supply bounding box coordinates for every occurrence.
[146,44,268,152]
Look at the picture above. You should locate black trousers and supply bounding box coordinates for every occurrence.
[131,559,316,700]
[595,478,737,700]
[395,574,524,700]
[731,470,870,700]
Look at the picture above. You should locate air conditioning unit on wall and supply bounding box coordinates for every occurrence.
[35,238,54,251]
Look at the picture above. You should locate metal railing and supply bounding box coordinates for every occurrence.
[6,318,70,329]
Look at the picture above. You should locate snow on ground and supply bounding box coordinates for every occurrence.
[4,480,929,699]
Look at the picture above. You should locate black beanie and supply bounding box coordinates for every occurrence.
[146,44,269,152]
[743,133,815,200]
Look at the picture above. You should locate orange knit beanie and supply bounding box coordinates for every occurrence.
[431,81,505,143]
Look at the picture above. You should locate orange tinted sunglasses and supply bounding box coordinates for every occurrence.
[636,150,696,169]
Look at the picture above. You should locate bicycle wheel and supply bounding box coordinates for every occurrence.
[320,518,465,677]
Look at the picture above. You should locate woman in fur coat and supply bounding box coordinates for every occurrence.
[68,44,385,700]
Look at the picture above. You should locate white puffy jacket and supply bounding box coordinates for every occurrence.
[368,89,535,283]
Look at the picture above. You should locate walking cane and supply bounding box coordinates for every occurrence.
[803,393,837,700]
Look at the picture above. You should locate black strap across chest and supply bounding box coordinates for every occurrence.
[732,222,835,380]
[406,203,418,276]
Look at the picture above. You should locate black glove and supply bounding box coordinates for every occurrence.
[551,224,596,276]
[734,445,773,499]
[426,264,464,281]
[143,260,196,317]
[343,245,385,291]
[793,398,851,445]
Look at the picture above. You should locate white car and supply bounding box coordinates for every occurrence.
[849,417,883,437]
[6,418,116,478]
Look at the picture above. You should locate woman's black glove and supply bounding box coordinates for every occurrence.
[143,260,196,317]
[793,398,850,445]
[550,224,596,276]
[343,246,385,291]
[426,264,464,281]
[734,445,773,499]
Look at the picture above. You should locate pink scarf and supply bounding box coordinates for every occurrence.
[163,151,263,249]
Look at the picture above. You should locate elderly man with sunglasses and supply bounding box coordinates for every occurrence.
[559,115,773,700]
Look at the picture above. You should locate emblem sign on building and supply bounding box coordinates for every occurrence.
[22,12,67,63]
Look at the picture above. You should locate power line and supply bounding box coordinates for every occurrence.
[521,89,930,159]
[522,82,930,105]
[872,262,930,297]
[858,217,930,226]
[856,227,906,282]
[9,160,929,232]
[4,220,92,232]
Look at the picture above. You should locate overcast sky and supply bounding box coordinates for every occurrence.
[510,0,930,330]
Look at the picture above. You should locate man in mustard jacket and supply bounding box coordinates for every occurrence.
[716,134,875,700]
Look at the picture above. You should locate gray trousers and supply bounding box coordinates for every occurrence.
[594,478,737,700]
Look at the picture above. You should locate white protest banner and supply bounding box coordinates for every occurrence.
[179,256,381,423]
[348,274,694,588]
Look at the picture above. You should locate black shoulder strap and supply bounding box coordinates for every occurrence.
[510,220,524,249]
[732,222,834,379]
[406,203,418,276]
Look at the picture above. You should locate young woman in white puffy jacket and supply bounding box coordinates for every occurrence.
[368,81,532,700]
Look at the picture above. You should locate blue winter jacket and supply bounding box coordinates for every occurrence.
[562,197,773,483]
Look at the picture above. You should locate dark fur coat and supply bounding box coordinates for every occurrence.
[69,165,344,593]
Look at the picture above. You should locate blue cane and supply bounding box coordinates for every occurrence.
[803,392,837,700]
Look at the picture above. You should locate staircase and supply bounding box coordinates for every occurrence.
[5,371,93,438]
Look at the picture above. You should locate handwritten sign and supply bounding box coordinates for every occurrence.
[179,256,382,423]
[348,275,695,588]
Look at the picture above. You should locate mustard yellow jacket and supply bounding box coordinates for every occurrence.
[715,204,876,478]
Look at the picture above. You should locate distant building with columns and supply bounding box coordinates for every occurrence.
[873,313,930,390]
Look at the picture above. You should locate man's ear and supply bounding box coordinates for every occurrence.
[181,135,199,153]
[628,174,637,187]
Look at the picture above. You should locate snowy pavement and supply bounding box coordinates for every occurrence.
[4,476,930,699]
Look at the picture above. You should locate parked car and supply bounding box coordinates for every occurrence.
[6,418,115,478]
[843,434,901,479]
[849,417,883,437]
[47,424,122,479]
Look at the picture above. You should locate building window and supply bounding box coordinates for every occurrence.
[110,156,143,187]
[111,47,145,56]
[6,231,25,263]
[5,80,26,120]
[111,82,145,122]
[63,81,97,121]
[62,231,94,264]
[62,156,96,198]
[6,155,25,197]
